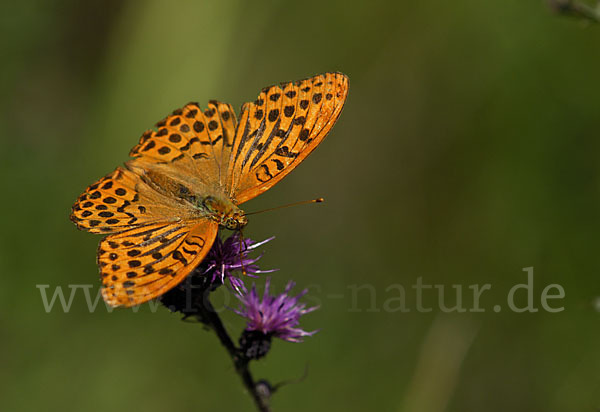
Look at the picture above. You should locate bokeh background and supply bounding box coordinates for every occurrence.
[2,1,600,411]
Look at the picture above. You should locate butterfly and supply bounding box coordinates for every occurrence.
[70,72,349,307]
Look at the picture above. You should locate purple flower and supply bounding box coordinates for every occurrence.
[234,278,318,344]
[161,233,274,315]
[201,232,276,293]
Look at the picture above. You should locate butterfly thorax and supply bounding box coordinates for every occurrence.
[202,195,247,230]
[125,160,247,230]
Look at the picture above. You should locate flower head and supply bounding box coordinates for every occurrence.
[160,232,275,315]
[200,232,276,293]
[234,278,318,345]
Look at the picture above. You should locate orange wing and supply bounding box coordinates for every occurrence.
[71,166,194,234]
[99,220,218,307]
[71,101,235,307]
[129,100,237,189]
[71,100,238,234]
[71,163,220,307]
[225,72,349,204]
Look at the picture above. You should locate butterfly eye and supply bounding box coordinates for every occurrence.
[224,217,239,230]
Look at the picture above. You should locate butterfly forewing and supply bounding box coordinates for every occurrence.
[226,72,349,204]
[129,101,237,188]
[99,220,218,307]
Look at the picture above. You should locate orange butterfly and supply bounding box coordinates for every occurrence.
[70,72,348,307]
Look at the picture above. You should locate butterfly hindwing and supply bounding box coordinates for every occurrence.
[99,220,219,307]
[226,72,349,204]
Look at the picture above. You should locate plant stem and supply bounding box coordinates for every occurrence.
[196,293,272,412]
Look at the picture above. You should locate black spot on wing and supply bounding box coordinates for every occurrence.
[256,164,274,183]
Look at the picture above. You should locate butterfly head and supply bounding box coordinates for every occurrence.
[222,213,248,231]
[202,196,248,230]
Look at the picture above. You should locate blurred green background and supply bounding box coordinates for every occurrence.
[2,1,600,411]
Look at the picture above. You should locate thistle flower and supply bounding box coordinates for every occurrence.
[161,232,275,315]
[234,278,318,358]
[201,232,276,293]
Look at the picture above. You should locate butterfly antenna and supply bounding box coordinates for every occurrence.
[245,198,324,216]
